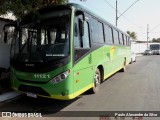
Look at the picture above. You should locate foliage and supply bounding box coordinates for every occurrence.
[126,31,137,40]
[152,38,160,43]
[0,0,68,20]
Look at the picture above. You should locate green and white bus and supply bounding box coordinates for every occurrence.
[4,3,131,100]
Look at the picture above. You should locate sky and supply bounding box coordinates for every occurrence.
[69,0,160,41]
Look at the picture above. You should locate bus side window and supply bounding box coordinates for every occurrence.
[98,22,104,43]
[119,32,124,45]
[91,18,104,43]
[113,29,119,45]
[126,36,129,46]
[104,25,113,44]
[74,18,81,48]
[128,38,131,46]
[74,14,91,62]
[91,18,99,43]
[82,21,90,48]
[74,18,90,49]
[124,35,127,46]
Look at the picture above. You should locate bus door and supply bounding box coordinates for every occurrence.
[73,13,94,95]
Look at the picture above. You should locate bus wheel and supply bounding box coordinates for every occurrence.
[90,68,101,94]
[120,59,126,72]
[130,58,133,64]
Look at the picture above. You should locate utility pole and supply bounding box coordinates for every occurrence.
[147,24,149,49]
[116,0,140,26]
[116,0,118,26]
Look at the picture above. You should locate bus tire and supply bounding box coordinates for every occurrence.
[90,68,101,94]
[120,59,126,72]
[130,58,133,64]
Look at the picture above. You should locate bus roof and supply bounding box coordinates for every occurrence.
[20,3,129,37]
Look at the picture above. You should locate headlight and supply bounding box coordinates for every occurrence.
[50,70,70,84]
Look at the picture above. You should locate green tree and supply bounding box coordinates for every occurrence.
[127,31,137,40]
[152,38,160,43]
[152,38,156,42]
[0,0,69,20]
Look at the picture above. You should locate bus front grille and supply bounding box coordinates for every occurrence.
[18,78,48,84]
[18,85,50,97]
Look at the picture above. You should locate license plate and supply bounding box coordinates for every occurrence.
[26,92,37,98]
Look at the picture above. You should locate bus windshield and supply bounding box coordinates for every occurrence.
[11,10,70,63]
[150,44,160,50]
